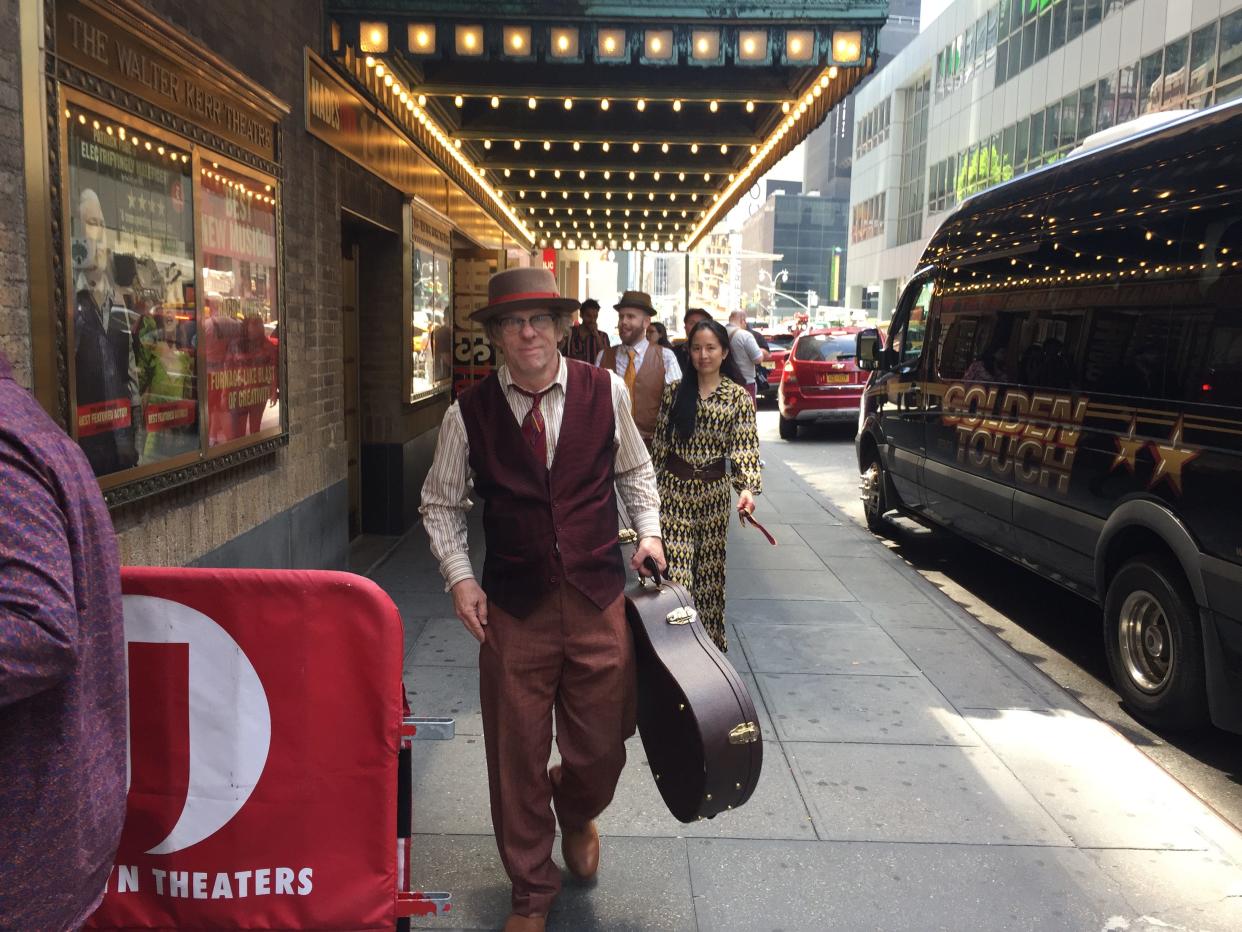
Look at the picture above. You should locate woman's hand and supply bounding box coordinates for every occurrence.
[737,489,756,516]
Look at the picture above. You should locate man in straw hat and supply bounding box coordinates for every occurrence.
[420,267,666,932]
[596,290,681,446]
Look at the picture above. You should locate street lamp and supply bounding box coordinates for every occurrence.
[758,268,789,316]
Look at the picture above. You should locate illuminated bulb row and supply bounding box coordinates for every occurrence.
[538,236,679,252]
[476,138,746,153]
[200,167,278,204]
[64,108,190,164]
[358,21,863,68]
[438,94,762,112]
[504,169,703,183]
[365,57,534,245]
[683,67,838,249]
[516,189,690,201]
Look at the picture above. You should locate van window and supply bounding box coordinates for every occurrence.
[1081,305,1169,398]
[893,280,933,366]
[1163,169,1242,407]
[935,298,1023,382]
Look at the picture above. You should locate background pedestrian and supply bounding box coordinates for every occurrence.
[651,319,762,652]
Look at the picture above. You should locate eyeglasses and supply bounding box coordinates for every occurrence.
[496,313,558,334]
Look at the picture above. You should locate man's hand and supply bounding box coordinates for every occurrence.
[450,579,488,642]
[631,536,667,577]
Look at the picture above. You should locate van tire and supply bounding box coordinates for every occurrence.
[778,415,798,440]
[1103,556,1209,732]
[860,452,890,534]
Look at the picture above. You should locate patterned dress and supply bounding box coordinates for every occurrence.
[652,378,762,652]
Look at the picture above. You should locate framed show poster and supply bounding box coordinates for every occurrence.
[404,201,453,403]
[61,96,284,486]
[64,105,199,476]
[200,163,281,448]
[39,0,290,503]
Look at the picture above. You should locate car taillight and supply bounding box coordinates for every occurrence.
[783,361,794,374]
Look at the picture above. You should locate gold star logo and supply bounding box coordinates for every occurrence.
[1148,415,1199,496]
[1111,415,1143,473]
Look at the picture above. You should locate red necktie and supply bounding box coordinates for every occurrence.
[512,385,549,466]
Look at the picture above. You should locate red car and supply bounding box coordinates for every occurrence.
[777,327,866,440]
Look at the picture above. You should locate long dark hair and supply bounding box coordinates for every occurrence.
[667,319,745,440]
[648,321,673,349]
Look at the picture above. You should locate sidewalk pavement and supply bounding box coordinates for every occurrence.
[370,444,1242,932]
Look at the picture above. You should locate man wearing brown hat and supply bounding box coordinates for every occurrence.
[595,290,681,446]
[420,267,666,932]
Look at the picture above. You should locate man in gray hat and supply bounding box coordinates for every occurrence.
[596,290,681,446]
[420,267,665,932]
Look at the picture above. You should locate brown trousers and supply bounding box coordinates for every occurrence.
[479,580,636,917]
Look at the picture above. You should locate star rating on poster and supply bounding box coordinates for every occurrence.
[1110,413,1199,496]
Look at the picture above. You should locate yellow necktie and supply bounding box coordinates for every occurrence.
[624,347,638,394]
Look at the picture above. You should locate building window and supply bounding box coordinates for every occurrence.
[854,97,891,157]
[851,193,886,243]
[896,76,930,246]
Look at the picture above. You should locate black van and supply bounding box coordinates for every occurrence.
[855,102,1242,735]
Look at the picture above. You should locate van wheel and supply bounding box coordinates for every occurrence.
[1103,556,1208,732]
[778,415,798,440]
[860,453,890,534]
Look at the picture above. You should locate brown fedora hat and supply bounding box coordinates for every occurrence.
[614,289,657,316]
[469,267,580,323]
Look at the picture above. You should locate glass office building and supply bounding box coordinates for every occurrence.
[846,0,1242,317]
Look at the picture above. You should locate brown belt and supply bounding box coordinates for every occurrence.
[663,452,727,482]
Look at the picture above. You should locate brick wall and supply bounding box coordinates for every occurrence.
[0,0,29,387]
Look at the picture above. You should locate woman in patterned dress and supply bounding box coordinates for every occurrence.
[652,319,763,652]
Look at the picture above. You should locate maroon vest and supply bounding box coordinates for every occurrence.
[459,359,626,619]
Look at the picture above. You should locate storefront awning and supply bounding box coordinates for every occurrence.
[326,1,887,252]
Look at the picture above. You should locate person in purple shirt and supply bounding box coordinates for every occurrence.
[0,349,126,929]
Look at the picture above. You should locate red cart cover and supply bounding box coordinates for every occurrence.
[87,568,403,930]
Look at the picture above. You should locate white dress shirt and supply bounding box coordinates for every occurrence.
[420,356,662,590]
[596,340,682,385]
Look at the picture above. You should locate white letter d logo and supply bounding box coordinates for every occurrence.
[123,595,272,855]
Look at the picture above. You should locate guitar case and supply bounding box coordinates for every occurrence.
[620,533,763,822]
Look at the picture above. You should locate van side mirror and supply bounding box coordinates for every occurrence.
[856,329,882,371]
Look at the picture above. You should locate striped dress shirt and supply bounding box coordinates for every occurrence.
[420,356,662,590]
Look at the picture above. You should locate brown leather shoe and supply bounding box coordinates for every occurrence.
[503,913,546,932]
[561,820,600,880]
